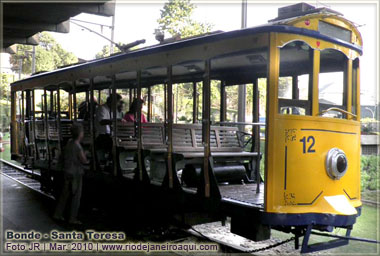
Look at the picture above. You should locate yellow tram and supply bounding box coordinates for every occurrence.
[10,3,362,253]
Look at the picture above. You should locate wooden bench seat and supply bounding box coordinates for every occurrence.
[34,119,72,140]
[113,122,260,182]
[115,122,251,155]
[35,120,46,140]
[116,122,165,149]
[48,120,72,140]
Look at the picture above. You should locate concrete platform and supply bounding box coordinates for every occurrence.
[1,174,65,233]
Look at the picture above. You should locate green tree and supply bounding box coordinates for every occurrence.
[156,0,213,38]
[9,32,78,74]
[0,73,14,131]
[95,45,121,59]
[1,73,14,100]
[153,0,214,124]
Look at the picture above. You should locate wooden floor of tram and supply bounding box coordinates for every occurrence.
[123,171,264,208]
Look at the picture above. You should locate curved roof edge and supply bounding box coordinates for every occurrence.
[11,24,363,89]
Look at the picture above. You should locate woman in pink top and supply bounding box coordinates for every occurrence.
[124,98,147,123]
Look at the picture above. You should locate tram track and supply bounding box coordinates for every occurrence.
[0,159,296,254]
[0,159,54,199]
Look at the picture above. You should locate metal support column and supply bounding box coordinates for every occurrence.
[21,91,24,123]
[68,93,72,120]
[129,88,132,106]
[111,76,118,176]
[202,60,211,198]
[10,91,18,155]
[292,75,299,100]
[167,67,174,188]
[43,89,51,169]
[136,71,144,181]
[32,90,38,159]
[164,84,167,123]
[21,91,25,148]
[147,86,152,122]
[89,79,97,171]
[72,82,77,121]
[25,90,31,119]
[252,79,260,153]
[192,81,198,123]
[56,86,62,154]
[253,78,261,193]
[220,81,226,122]
[49,91,54,117]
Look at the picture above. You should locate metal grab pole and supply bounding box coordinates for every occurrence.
[253,78,261,193]
[111,76,118,177]
[32,90,39,160]
[21,91,25,153]
[220,81,226,122]
[192,81,198,123]
[202,60,211,198]
[73,82,77,121]
[167,67,174,188]
[56,86,62,155]
[136,71,144,181]
[89,79,96,171]
[147,86,152,122]
[43,89,51,170]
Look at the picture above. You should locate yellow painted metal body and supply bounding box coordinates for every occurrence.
[266,115,361,214]
[265,14,362,215]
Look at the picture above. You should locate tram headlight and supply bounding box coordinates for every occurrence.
[325,148,348,180]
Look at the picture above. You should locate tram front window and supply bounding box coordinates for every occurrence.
[319,49,348,119]
[278,41,312,115]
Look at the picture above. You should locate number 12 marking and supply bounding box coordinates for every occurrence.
[300,136,316,153]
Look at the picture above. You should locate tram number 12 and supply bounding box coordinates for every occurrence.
[300,136,316,153]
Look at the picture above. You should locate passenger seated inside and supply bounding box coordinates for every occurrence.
[95,94,125,166]
[124,98,147,123]
[78,96,98,120]
[117,100,125,119]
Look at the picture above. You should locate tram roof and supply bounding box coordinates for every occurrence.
[11,14,363,92]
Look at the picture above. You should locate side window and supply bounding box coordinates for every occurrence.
[278,76,293,99]
[319,49,348,118]
[351,58,359,116]
[278,41,312,115]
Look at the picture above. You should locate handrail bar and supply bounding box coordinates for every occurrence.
[318,107,357,118]
[217,122,266,126]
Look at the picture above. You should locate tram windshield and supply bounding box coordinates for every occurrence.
[278,41,312,115]
[319,49,348,119]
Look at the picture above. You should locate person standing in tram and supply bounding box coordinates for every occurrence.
[95,94,125,164]
[53,123,88,224]
[124,98,147,123]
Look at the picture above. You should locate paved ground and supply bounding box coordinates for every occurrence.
[1,174,65,233]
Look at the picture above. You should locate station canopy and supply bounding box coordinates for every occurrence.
[1,0,115,53]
